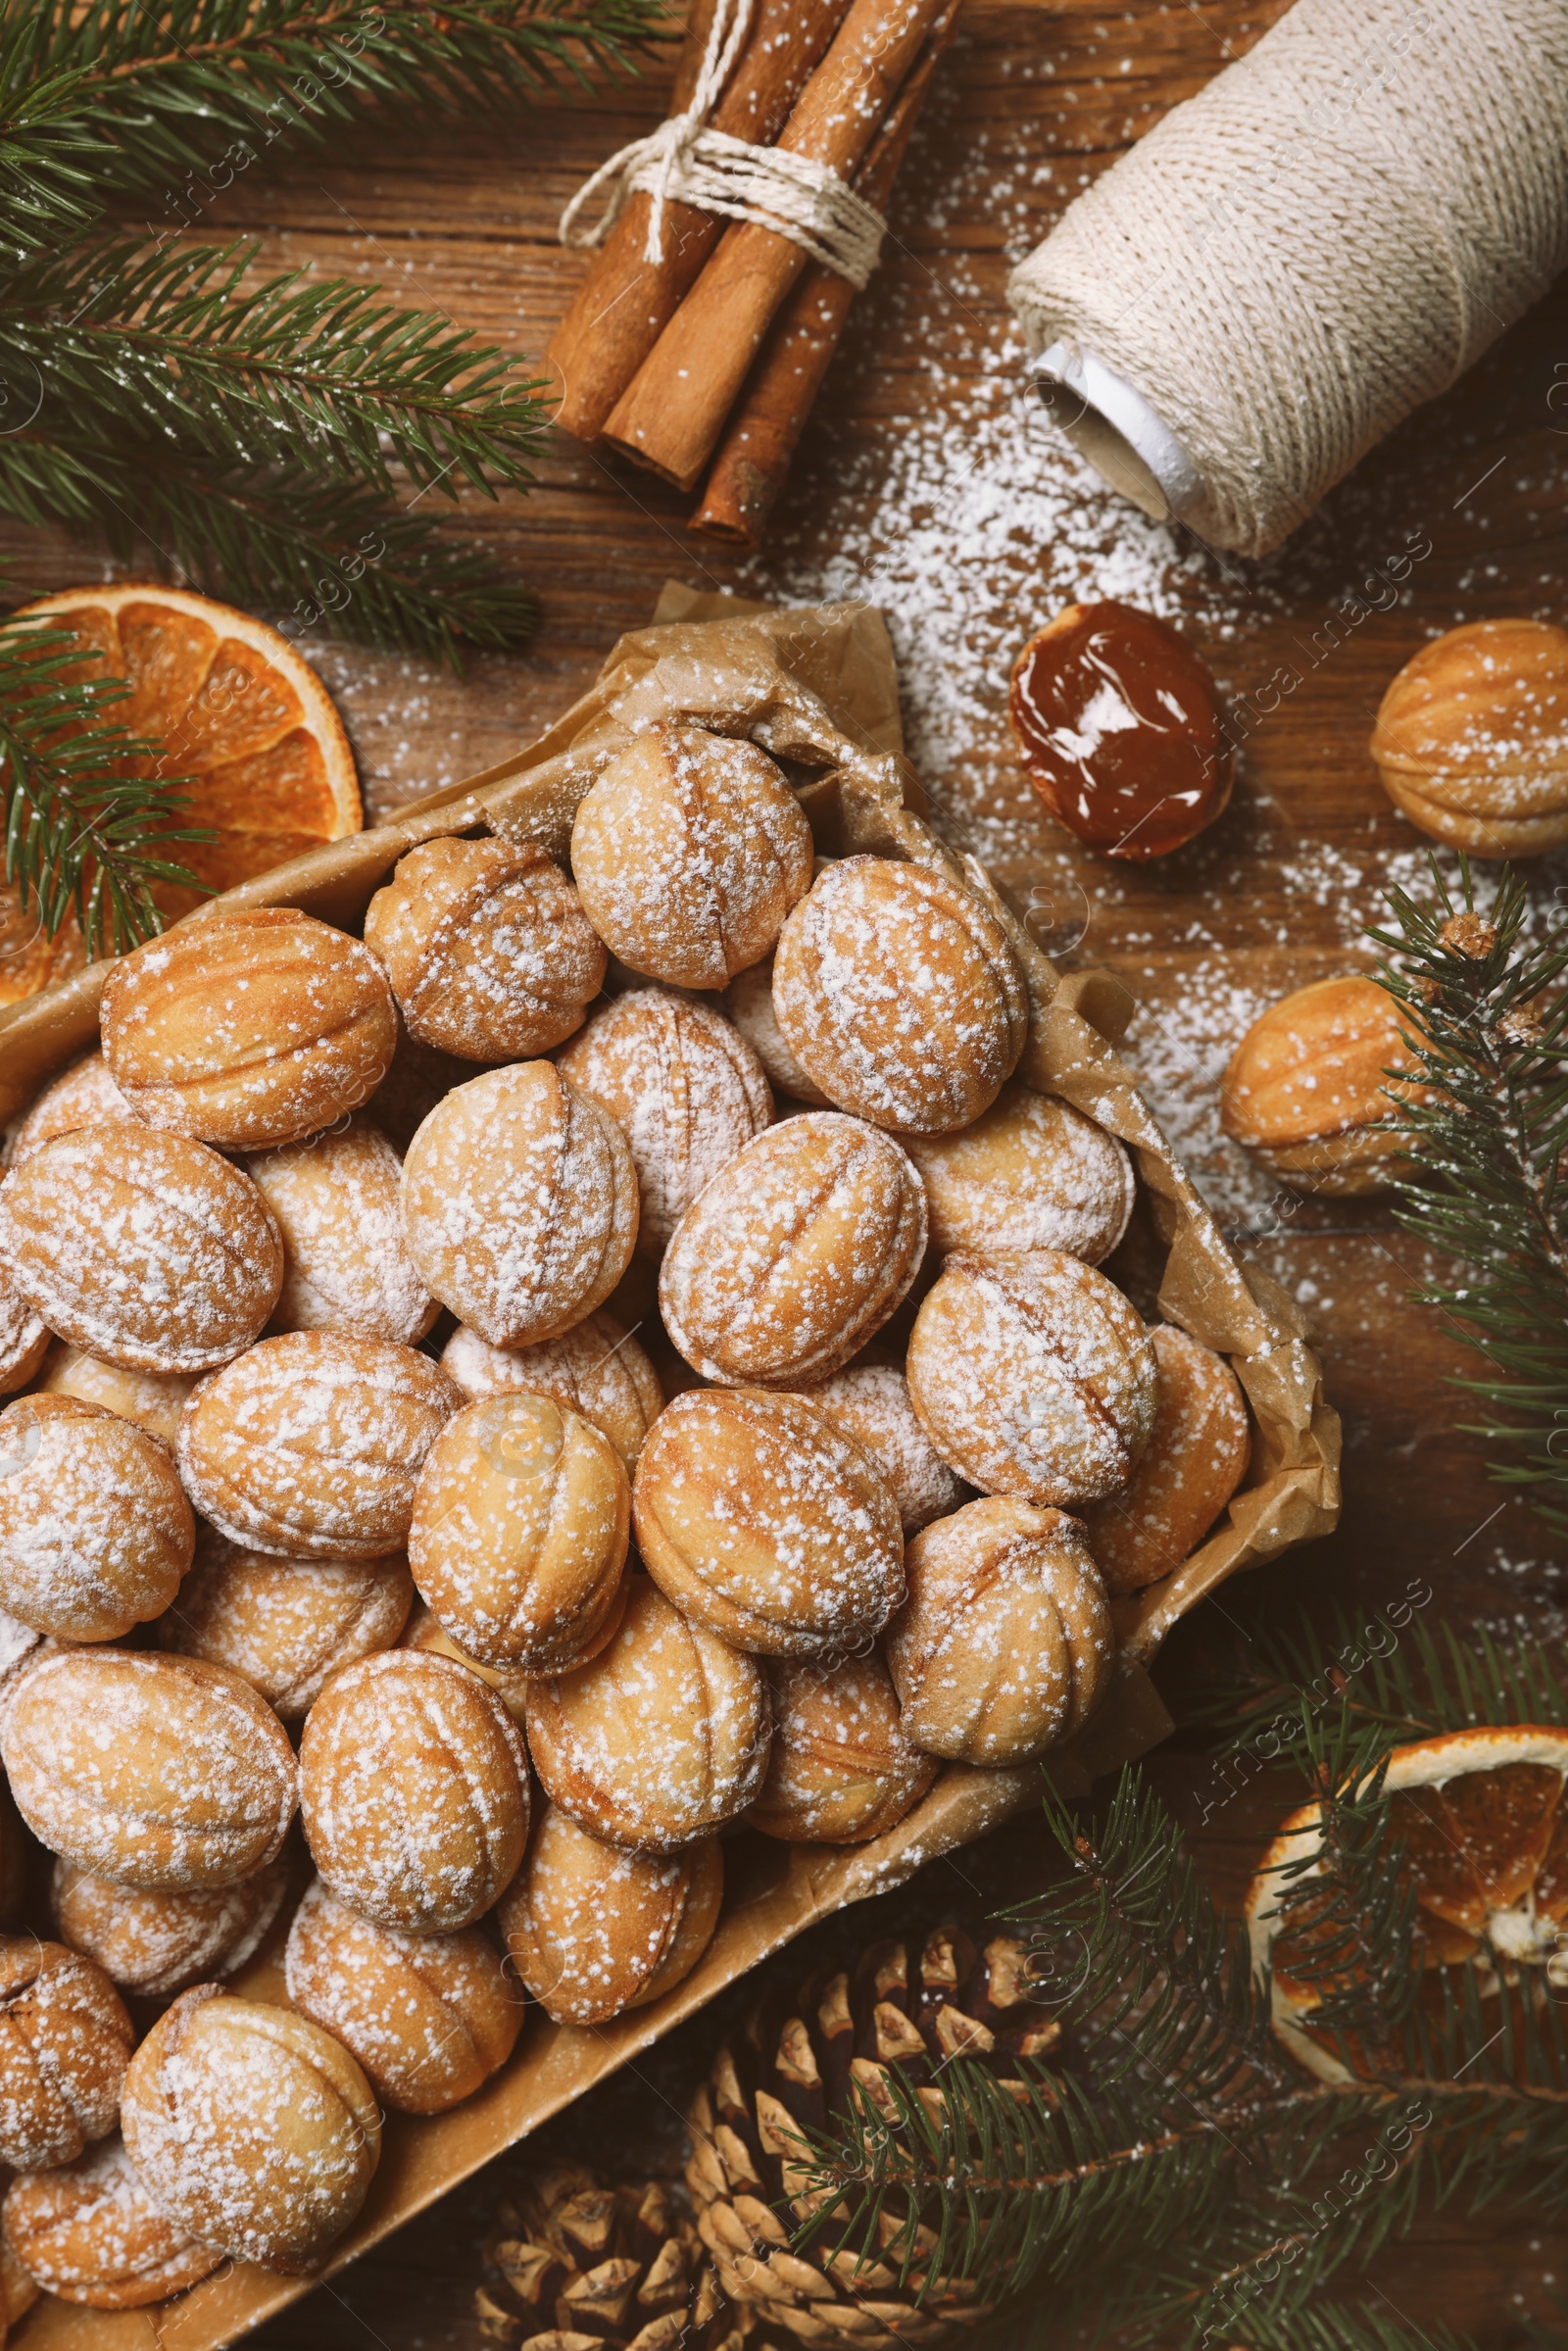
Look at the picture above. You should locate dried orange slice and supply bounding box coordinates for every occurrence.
[1247,1726,1568,2082]
[0,585,361,1004]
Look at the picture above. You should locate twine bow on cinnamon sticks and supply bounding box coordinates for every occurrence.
[546,0,962,545]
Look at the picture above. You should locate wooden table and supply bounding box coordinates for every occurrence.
[5,0,1564,2338]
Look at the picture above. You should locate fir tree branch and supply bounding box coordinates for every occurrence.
[0,421,534,659]
[0,616,206,955]
[4,239,549,502]
[1370,859,1568,1532]
[0,0,669,256]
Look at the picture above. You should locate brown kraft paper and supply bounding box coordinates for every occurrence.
[0,589,1339,2351]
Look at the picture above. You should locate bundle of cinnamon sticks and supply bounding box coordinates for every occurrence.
[548,0,962,547]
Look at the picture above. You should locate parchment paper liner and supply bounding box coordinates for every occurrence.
[0,588,1339,2350]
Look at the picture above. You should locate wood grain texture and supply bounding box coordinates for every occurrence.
[1,0,1562,2338]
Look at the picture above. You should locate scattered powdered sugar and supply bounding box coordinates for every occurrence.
[558,988,773,1255]
[659,1111,927,1385]
[752,334,1248,803]
[632,1389,905,1651]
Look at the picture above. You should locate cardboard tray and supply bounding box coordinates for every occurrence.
[0,588,1341,2349]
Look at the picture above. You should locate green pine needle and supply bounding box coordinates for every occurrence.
[0,616,207,956]
[1369,858,1568,1533]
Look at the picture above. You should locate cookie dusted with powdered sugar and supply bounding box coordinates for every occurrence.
[52,1855,290,2001]
[1,1648,296,1891]
[724,954,830,1104]
[498,1802,722,2026]
[905,1080,1136,1262]
[525,1576,768,1854]
[299,1649,531,1935]
[401,1062,639,1349]
[0,1938,133,2171]
[156,1536,413,1720]
[772,857,1028,1136]
[6,1052,133,1168]
[659,1111,926,1388]
[100,908,397,1151]
[365,836,606,1062]
[557,987,772,1257]
[120,1985,380,2273]
[906,1248,1156,1507]
[440,1310,663,1472]
[632,1388,904,1658]
[747,1652,937,1844]
[1081,1324,1251,1592]
[887,1498,1112,1766]
[3,2136,223,2309]
[0,1121,282,1375]
[570,724,813,991]
[177,1331,463,1562]
[0,1393,193,1641]
[284,1879,521,2115]
[410,1393,629,1676]
[246,1112,436,1346]
[35,1344,193,1445]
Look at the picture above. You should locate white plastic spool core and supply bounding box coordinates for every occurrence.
[1032,341,1205,528]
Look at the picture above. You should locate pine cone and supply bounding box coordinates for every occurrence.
[686,1928,1067,2351]
[477,2160,763,2351]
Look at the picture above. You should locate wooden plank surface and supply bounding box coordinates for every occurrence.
[3,0,1565,2337]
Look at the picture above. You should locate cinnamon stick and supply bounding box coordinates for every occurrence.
[690,0,959,545]
[547,0,854,445]
[600,0,949,491]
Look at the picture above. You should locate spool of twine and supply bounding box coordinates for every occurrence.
[1007,0,1568,559]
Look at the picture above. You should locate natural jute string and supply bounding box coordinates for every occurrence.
[559,0,887,288]
[1008,0,1568,558]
